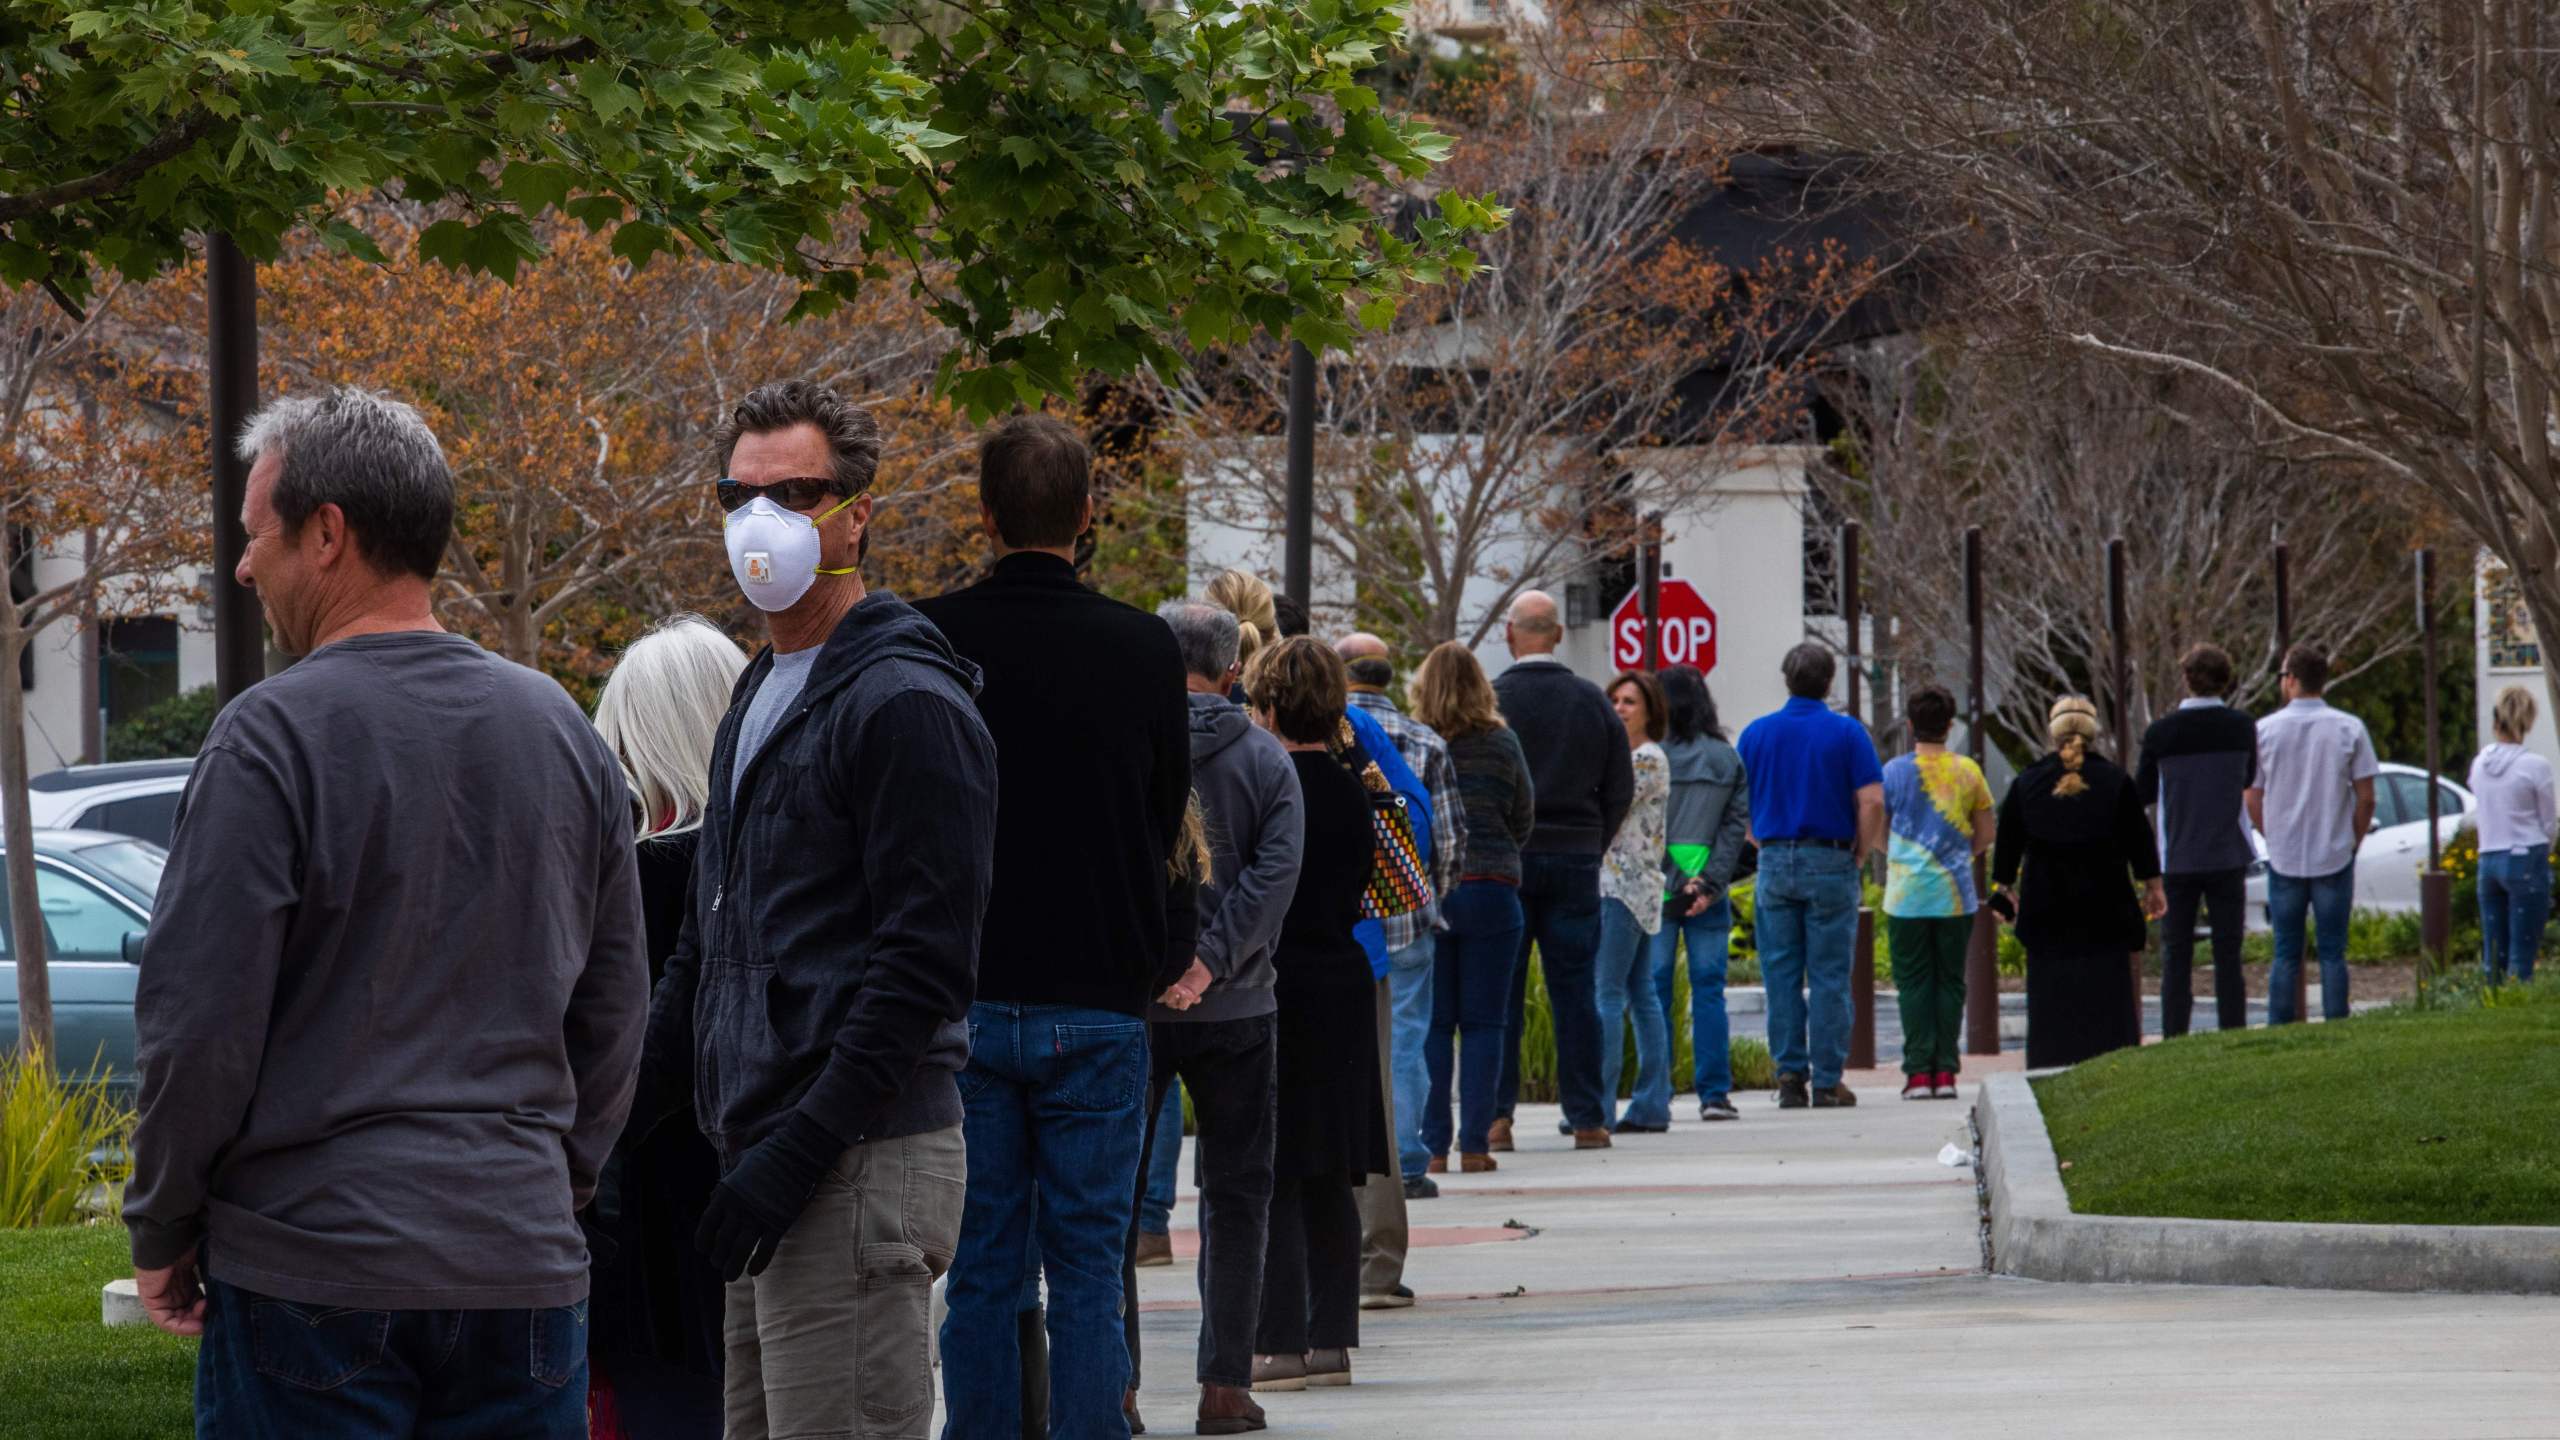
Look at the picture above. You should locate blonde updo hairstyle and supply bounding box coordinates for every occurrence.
[2494,684,2539,744]
[2048,695,2103,798]
[1205,568,1278,671]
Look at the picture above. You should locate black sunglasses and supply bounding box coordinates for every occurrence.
[714,476,846,514]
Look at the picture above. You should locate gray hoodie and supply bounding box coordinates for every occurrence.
[1161,691,1304,1023]
[1661,733,1750,899]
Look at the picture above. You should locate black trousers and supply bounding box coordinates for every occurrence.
[2161,869,2249,1037]
[1256,1174,1361,1356]
[1124,1015,1276,1390]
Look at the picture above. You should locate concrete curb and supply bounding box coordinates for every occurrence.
[1974,1071,2560,1295]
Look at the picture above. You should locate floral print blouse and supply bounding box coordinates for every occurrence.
[1602,740,1670,933]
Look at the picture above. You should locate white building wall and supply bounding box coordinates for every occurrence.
[14,550,216,774]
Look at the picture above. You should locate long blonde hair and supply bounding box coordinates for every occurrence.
[1171,792,1214,882]
[2047,695,2103,798]
[1410,641,1505,739]
[595,615,748,838]
[1205,568,1278,671]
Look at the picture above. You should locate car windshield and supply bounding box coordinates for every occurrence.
[74,840,164,905]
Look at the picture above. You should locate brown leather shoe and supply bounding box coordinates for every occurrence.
[1811,1084,1860,1109]
[1425,1153,1448,1174]
[1135,1230,1174,1267]
[1304,1347,1352,1386]
[1198,1383,1268,1434]
[1573,1128,1614,1149]
[1487,1116,1514,1152]
[1459,1152,1497,1173]
[1126,1386,1147,1435]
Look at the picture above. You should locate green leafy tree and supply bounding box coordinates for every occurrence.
[0,0,1490,403]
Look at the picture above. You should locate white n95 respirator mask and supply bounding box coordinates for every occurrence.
[724,493,862,612]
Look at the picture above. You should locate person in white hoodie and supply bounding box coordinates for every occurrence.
[2466,685,2556,984]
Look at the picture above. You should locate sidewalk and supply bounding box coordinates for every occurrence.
[1127,1063,2560,1439]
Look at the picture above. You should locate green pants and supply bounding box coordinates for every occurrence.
[1886,913,1972,1077]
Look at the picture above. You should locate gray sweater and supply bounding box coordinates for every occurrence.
[1161,692,1304,1023]
[125,632,648,1310]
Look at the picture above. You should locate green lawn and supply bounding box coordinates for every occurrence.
[0,1224,193,1438]
[2035,997,2560,1226]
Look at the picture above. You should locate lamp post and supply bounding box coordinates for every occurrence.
[207,233,264,702]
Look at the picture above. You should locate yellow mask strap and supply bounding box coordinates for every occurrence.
[814,490,867,574]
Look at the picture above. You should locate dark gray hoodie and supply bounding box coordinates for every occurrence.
[1159,691,1304,1023]
[1661,733,1750,900]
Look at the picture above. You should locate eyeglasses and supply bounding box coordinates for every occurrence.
[714,476,846,514]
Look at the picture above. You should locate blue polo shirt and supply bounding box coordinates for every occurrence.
[1737,696,1884,843]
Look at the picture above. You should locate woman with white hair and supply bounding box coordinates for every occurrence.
[2467,684,2555,983]
[1989,695,2167,1068]
[585,615,745,1440]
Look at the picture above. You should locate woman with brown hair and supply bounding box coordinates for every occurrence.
[1990,695,2167,1068]
[1595,670,1674,1131]
[1245,637,1391,1393]
[1408,642,1536,1174]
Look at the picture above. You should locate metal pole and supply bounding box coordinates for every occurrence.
[208,233,265,701]
[1841,522,1861,718]
[1282,340,1315,609]
[1639,512,1662,671]
[2419,548,2450,973]
[1965,526,1999,1055]
[1849,907,1877,1071]
[2108,538,2143,1031]
[2273,540,2293,658]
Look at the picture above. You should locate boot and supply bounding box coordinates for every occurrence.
[1018,1307,1049,1440]
[1487,1116,1515,1152]
[1198,1383,1268,1435]
[1126,1385,1147,1436]
[1459,1152,1497,1173]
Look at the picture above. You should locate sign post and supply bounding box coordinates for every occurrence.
[1611,579,1716,673]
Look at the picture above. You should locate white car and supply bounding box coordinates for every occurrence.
[2241,761,2473,928]
[24,759,194,849]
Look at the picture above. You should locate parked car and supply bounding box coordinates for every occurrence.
[0,829,162,1096]
[2242,761,2474,929]
[25,759,194,849]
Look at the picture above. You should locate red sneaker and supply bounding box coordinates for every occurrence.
[1931,1071,1960,1099]
[1901,1073,1931,1101]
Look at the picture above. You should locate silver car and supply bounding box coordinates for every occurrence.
[0,829,164,1095]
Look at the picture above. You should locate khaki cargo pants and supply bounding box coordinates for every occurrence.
[723,1124,968,1439]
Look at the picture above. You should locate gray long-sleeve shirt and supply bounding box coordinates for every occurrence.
[125,631,647,1311]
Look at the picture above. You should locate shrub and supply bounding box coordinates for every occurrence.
[1727,1035,1777,1090]
[103,685,219,761]
[0,1050,130,1229]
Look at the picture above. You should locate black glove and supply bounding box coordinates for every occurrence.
[696,1111,843,1283]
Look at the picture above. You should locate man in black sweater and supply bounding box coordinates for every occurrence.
[1491,590,1636,1150]
[915,415,1192,1440]
[2133,642,2260,1036]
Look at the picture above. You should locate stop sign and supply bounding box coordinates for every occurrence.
[1611,579,1717,673]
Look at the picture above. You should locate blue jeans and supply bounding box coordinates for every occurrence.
[195,1278,587,1437]
[2268,865,2354,1023]
[1755,844,1860,1087]
[1652,896,1735,1100]
[944,1004,1147,1440]
[1137,1079,1185,1235]
[1386,936,1436,1178]
[2478,845,2550,983]
[1497,852,1610,1130]
[1594,899,1672,1129]
[1426,881,1525,1156]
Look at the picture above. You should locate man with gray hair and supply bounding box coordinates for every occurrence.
[1122,598,1303,1433]
[1491,590,1635,1151]
[125,387,649,1435]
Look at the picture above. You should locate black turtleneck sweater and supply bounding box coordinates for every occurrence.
[914,552,1193,1015]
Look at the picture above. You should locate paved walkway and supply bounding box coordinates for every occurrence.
[1126,1060,2560,1439]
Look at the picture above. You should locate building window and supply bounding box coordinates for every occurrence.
[103,616,181,727]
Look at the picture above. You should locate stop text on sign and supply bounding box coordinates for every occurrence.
[1610,579,1717,673]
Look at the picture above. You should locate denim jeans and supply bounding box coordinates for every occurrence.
[1426,880,1525,1156]
[945,1004,1147,1440]
[1650,896,1735,1100]
[2268,865,2354,1023]
[1386,936,1436,1179]
[1137,1079,1185,1235]
[195,1278,588,1438]
[1594,898,1672,1129]
[2478,845,2550,983]
[1755,844,1860,1087]
[1496,852,1609,1130]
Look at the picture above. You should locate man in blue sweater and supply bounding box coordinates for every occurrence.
[1491,591,1635,1151]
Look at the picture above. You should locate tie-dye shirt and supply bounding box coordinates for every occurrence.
[1882,751,1993,917]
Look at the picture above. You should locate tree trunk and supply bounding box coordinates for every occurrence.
[0,621,53,1063]
[78,533,99,764]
